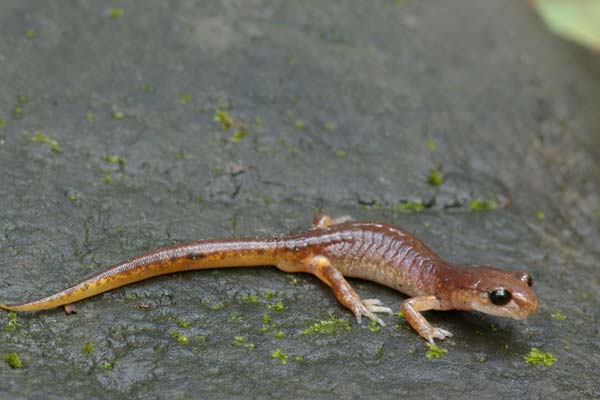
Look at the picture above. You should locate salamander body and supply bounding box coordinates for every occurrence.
[1,214,538,343]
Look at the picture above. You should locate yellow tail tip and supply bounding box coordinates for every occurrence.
[1,304,23,312]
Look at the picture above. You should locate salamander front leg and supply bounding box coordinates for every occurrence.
[312,214,352,228]
[363,299,393,315]
[400,296,452,344]
[310,256,387,326]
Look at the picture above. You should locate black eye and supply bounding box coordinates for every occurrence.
[489,288,512,306]
[526,274,533,287]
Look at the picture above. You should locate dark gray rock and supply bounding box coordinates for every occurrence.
[0,1,598,399]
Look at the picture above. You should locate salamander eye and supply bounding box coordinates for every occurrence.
[516,271,533,287]
[489,288,512,306]
[526,274,533,287]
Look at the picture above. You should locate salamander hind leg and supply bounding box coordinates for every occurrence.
[312,214,353,228]
[310,256,386,326]
[400,296,453,344]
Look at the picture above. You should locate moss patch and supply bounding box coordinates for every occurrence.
[4,311,18,331]
[427,168,443,186]
[425,343,447,359]
[524,348,557,366]
[303,316,351,335]
[109,7,124,19]
[271,348,288,364]
[168,329,189,345]
[551,312,566,321]
[469,199,497,211]
[4,353,22,369]
[31,132,60,152]
[393,201,425,213]
[82,342,94,355]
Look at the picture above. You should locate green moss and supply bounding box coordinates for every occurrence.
[427,168,443,186]
[490,324,498,332]
[176,319,190,329]
[324,122,336,132]
[255,116,265,128]
[231,129,246,143]
[368,320,381,333]
[427,138,436,152]
[4,353,22,369]
[82,342,94,355]
[180,94,192,104]
[109,7,124,19]
[13,106,23,118]
[25,29,36,39]
[393,201,425,213]
[17,95,29,105]
[536,211,545,220]
[195,335,207,343]
[4,311,18,331]
[274,331,286,338]
[68,192,77,201]
[477,356,487,363]
[232,336,244,347]
[230,312,243,322]
[241,294,258,303]
[104,155,125,167]
[268,301,284,311]
[396,311,404,319]
[376,345,384,359]
[210,303,224,310]
[31,132,50,143]
[232,336,254,349]
[99,361,113,370]
[295,120,305,129]
[335,150,346,158]
[103,171,112,184]
[31,132,60,152]
[168,329,189,345]
[262,291,274,299]
[86,112,95,123]
[112,110,124,120]
[0,118,4,128]
[293,355,302,362]
[303,316,351,335]
[271,348,288,364]
[524,348,557,366]
[551,312,567,321]
[425,343,447,359]
[289,278,298,286]
[262,314,271,324]
[469,199,498,211]
[214,109,233,130]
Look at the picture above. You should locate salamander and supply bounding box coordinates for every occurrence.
[0,214,538,343]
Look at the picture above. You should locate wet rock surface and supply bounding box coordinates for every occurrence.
[0,1,599,399]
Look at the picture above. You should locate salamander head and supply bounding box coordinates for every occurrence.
[447,266,538,319]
